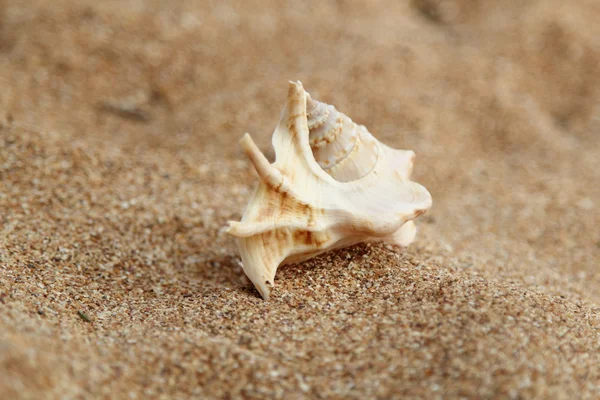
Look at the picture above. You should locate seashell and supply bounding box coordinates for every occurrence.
[225,81,432,300]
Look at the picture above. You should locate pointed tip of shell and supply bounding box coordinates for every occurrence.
[223,220,240,236]
[244,264,274,301]
[287,80,305,98]
[254,279,273,301]
[236,235,283,301]
[410,182,433,219]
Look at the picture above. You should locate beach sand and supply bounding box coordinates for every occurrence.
[1,0,599,398]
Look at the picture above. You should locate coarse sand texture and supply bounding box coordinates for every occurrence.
[1,1,600,398]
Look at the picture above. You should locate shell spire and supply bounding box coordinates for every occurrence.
[226,81,432,300]
[306,93,379,182]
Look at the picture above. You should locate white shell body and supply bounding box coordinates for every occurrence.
[226,81,432,300]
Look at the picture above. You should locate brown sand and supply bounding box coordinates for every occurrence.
[1,0,600,398]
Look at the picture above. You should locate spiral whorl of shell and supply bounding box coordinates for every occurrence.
[306,94,379,182]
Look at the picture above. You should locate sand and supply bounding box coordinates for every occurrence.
[1,0,599,398]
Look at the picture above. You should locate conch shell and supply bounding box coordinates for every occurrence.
[226,81,432,299]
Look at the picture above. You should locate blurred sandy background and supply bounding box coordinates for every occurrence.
[1,0,599,398]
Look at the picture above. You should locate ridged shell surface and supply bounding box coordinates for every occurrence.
[307,95,379,182]
[226,81,432,300]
